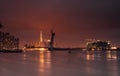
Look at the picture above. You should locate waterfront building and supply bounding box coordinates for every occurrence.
[0,31,19,50]
[86,40,111,51]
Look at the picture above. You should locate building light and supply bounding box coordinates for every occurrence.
[111,47,117,50]
[47,40,51,42]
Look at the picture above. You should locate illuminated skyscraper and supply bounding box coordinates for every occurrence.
[39,31,44,47]
[40,31,43,43]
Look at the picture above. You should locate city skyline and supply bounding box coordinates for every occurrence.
[0,0,120,48]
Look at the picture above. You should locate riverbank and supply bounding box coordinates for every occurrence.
[0,49,23,53]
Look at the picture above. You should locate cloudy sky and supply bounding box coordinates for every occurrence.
[0,0,120,48]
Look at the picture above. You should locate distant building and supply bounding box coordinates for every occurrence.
[23,31,51,50]
[0,31,19,50]
[86,40,111,51]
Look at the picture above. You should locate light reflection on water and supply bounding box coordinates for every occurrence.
[85,51,119,61]
[38,51,51,75]
[0,50,120,76]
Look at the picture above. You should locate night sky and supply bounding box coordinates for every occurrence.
[0,0,120,48]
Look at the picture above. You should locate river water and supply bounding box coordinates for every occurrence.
[0,50,120,76]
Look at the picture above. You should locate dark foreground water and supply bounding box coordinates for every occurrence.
[0,50,120,76]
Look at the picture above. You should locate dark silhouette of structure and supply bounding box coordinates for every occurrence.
[49,30,55,50]
[48,30,81,51]
[0,23,3,28]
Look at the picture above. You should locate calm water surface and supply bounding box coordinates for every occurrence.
[0,50,120,76]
